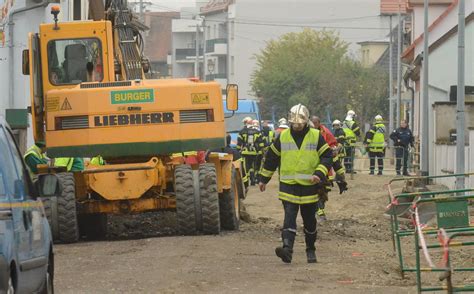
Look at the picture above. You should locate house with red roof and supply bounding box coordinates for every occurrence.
[402,0,473,184]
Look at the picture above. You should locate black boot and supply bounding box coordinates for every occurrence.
[304,228,317,263]
[306,249,317,263]
[275,239,293,264]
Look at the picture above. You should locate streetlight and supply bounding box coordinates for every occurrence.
[207,59,215,79]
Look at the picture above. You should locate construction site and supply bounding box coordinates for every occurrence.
[0,0,473,293]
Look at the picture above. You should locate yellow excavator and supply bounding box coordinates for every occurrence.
[22,2,244,242]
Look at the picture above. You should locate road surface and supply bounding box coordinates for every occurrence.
[55,173,419,293]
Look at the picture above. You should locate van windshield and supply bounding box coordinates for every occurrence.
[225,113,257,133]
[47,38,103,85]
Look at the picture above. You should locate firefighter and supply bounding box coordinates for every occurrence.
[237,119,264,186]
[24,142,48,175]
[261,120,275,147]
[390,120,414,176]
[259,104,333,264]
[342,110,360,173]
[275,118,289,134]
[365,115,386,175]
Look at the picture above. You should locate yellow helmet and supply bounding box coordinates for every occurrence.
[288,104,310,124]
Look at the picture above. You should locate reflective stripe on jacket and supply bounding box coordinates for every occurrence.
[368,123,386,152]
[279,128,326,186]
[24,145,45,160]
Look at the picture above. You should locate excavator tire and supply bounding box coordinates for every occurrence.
[175,165,197,235]
[199,164,220,235]
[219,167,240,230]
[56,173,79,243]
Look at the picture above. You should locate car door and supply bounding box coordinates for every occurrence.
[1,126,47,292]
[0,126,32,287]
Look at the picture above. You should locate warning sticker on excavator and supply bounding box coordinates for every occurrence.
[46,97,60,112]
[111,89,155,104]
[191,93,209,104]
[61,98,72,110]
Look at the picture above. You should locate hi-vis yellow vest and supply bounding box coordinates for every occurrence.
[343,120,356,146]
[23,145,45,160]
[369,123,386,152]
[54,157,74,171]
[90,156,105,166]
[279,128,321,186]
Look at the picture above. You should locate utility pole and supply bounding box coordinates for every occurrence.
[195,18,201,78]
[396,0,403,127]
[389,15,394,139]
[456,0,466,189]
[421,0,429,176]
[203,18,207,81]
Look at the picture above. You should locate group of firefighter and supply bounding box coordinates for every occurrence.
[238,104,414,264]
[23,102,414,265]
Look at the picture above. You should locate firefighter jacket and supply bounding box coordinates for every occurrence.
[366,123,386,152]
[237,127,265,155]
[342,120,360,146]
[259,126,333,205]
[261,127,275,147]
[319,125,337,148]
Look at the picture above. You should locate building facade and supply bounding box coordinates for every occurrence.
[402,0,474,179]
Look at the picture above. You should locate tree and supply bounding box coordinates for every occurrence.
[251,29,388,126]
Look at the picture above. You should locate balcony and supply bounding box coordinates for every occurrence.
[206,73,227,89]
[206,38,227,55]
[175,48,204,62]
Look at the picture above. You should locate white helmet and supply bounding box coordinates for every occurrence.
[332,119,341,126]
[252,119,259,127]
[243,116,252,124]
[375,115,383,121]
[347,110,355,117]
[288,104,310,124]
[278,117,288,125]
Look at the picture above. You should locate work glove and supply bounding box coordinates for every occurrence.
[336,181,348,194]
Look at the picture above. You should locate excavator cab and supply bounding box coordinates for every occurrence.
[21,5,244,243]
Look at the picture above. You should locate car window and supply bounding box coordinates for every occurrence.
[0,127,18,199]
[5,129,32,200]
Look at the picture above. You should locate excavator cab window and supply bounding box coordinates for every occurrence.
[47,38,103,85]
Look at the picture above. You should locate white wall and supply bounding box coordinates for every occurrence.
[433,143,471,189]
[413,1,474,57]
[412,5,449,47]
[429,23,474,91]
[432,129,474,189]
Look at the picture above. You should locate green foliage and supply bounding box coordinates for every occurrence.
[251,29,388,126]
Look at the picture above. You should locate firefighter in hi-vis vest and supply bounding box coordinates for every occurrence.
[258,104,333,264]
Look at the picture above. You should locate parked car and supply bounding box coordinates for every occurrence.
[0,117,55,293]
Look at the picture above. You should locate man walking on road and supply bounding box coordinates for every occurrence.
[238,119,264,186]
[390,120,414,176]
[258,104,333,264]
[342,110,360,173]
[365,115,386,175]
